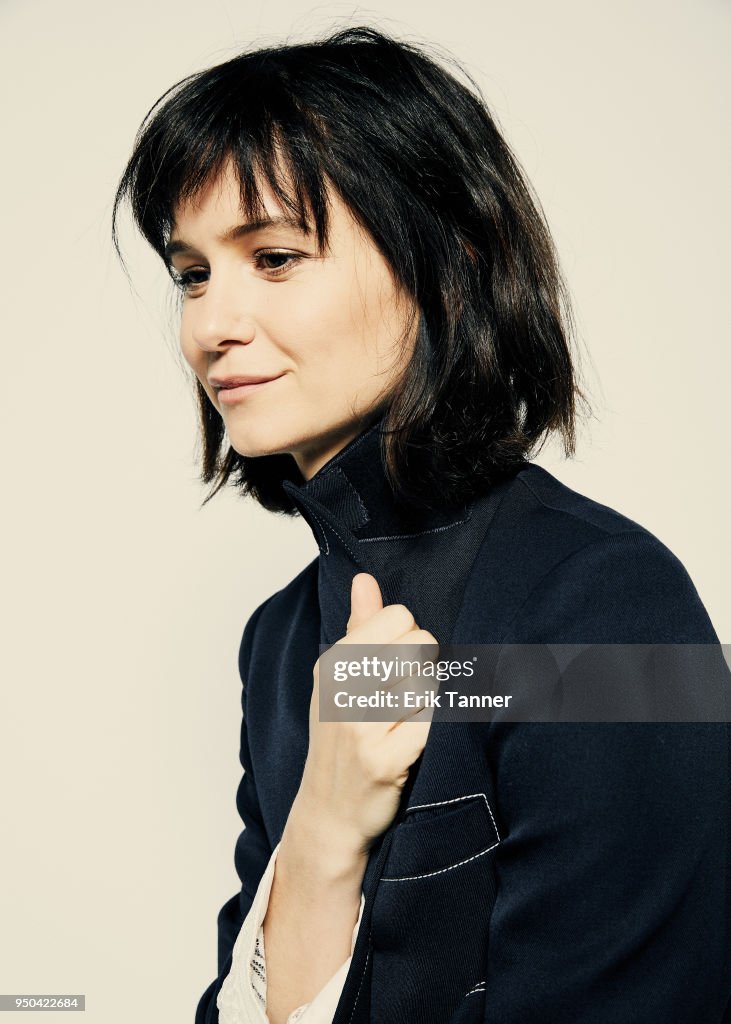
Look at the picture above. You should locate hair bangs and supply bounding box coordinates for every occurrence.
[112,63,333,268]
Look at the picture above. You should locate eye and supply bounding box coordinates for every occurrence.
[253,250,303,276]
[169,250,304,294]
[170,266,208,294]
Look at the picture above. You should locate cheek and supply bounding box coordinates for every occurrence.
[298,332,372,385]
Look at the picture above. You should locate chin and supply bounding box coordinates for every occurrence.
[228,436,289,460]
[224,421,302,461]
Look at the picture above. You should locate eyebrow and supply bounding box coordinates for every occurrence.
[164,215,311,263]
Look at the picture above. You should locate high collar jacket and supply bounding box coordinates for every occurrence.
[197,420,731,1024]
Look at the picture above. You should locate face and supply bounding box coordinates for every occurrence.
[167,159,417,480]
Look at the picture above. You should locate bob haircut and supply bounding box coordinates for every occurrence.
[113,25,587,514]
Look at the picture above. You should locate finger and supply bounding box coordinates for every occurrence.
[346,573,384,634]
[381,715,432,770]
[340,602,419,647]
[327,628,439,715]
[398,704,436,726]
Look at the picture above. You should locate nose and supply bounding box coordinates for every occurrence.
[189,269,257,351]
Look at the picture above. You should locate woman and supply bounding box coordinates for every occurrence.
[113,26,730,1024]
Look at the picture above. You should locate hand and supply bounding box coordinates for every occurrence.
[297,573,439,856]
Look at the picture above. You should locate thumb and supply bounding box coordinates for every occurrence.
[346,572,384,634]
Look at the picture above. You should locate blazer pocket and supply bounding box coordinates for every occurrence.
[380,792,500,881]
[368,794,499,1023]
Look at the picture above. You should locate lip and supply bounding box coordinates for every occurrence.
[209,373,285,389]
[212,373,286,404]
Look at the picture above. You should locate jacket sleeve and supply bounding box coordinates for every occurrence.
[195,596,276,1024]
[480,531,731,1023]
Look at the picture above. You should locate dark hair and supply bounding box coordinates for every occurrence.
[113,25,588,514]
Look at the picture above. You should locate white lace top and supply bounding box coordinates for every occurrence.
[217,842,365,1023]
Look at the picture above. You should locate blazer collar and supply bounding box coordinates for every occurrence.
[282,416,468,545]
[281,417,498,646]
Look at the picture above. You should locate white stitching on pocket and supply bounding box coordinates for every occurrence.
[381,840,499,882]
[465,982,486,996]
[404,790,501,842]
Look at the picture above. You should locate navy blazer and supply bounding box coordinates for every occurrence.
[196,421,730,1023]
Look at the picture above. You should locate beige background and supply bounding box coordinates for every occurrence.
[1,0,728,1020]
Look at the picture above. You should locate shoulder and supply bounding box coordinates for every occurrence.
[469,464,717,643]
[499,461,663,546]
